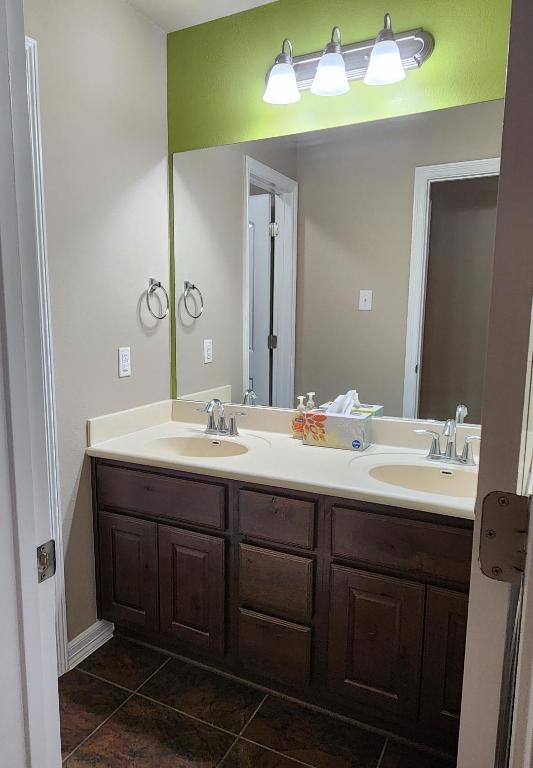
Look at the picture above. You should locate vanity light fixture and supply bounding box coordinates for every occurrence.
[263,38,301,105]
[262,14,434,103]
[311,27,350,96]
[364,13,406,85]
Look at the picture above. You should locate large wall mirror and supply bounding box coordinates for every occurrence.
[173,99,503,424]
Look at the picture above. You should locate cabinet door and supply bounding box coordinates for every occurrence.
[420,587,468,733]
[159,525,225,654]
[98,511,158,630]
[328,565,425,719]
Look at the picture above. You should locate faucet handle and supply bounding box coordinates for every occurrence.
[228,411,246,437]
[456,404,468,424]
[414,429,442,459]
[460,435,481,466]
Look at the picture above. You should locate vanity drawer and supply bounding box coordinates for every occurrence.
[238,490,315,549]
[238,608,311,686]
[97,464,226,530]
[239,544,314,623]
[331,506,472,586]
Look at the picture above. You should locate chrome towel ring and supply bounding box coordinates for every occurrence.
[183,281,204,319]
[146,278,169,320]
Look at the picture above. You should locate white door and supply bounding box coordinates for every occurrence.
[0,0,61,766]
[458,0,533,764]
[248,193,272,406]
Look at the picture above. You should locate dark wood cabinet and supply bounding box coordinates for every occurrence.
[159,525,225,654]
[92,458,473,754]
[420,586,469,733]
[327,565,425,720]
[98,510,158,630]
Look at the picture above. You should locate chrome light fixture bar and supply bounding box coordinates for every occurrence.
[288,26,434,91]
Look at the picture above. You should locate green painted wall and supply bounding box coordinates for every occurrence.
[167,0,510,153]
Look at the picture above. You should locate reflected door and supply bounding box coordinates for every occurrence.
[248,193,272,406]
[418,176,498,422]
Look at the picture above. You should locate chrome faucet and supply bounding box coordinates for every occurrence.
[201,399,226,435]
[200,399,246,437]
[415,404,480,466]
[242,389,257,406]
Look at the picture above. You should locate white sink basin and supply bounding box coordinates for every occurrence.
[146,436,249,458]
[369,463,477,498]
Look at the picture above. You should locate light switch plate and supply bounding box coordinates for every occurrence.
[358,289,373,311]
[118,346,131,377]
[204,339,213,364]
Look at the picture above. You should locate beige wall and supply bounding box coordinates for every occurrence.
[24,0,169,639]
[173,140,297,400]
[294,100,504,414]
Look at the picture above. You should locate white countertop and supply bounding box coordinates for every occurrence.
[86,402,478,520]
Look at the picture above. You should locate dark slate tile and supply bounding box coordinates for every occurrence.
[223,739,303,768]
[64,695,235,768]
[243,697,385,768]
[59,669,129,758]
[78,637,168,690]
[140,658,264,733]
[380,740,455,768]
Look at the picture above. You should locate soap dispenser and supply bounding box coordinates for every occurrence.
[291,395,307,439]
[306,392,316,411]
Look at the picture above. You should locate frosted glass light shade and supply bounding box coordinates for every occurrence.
[311,51,350,96]
[364,39,405,85]
[263,62,301,104]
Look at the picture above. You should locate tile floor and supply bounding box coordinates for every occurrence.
[59,636,455,768]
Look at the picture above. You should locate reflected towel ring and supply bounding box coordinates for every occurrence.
[146,278,169,320]
[183,281,204,319]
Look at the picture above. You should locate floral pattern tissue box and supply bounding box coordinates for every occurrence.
[302,410,372,451]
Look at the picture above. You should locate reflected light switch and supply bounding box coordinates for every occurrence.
[358,290,373,311]
[204,339,213,364]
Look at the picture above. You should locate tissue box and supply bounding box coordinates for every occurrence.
[302,410,372,451]
[353,403,384,417]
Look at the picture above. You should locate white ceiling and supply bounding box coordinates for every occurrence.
[127,0,278,33]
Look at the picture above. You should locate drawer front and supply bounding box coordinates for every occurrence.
[97,464,225,530]
[331,506,472,586]
[239,490,315,549]
[239,544,314,623]
[238,608,311,686]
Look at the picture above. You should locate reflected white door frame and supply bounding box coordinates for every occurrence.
[402,156,500,418]
[243,156,298,408]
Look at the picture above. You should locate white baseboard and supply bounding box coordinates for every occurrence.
[67,619,114,670]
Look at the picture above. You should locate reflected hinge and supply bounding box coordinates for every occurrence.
[479,491,529,584]
[268,334,278,350]
[37,539,56,583]
[269,222,280,238]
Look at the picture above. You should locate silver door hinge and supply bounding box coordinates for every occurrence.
[268,334,278,350]
[269,222,280,238]
[37,539,56,583]
[480,491,529,584]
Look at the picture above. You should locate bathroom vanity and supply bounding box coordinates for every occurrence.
[89,403,477,754]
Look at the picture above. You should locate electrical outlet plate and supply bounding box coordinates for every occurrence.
[204,339,213,364]
[118,346,131,377]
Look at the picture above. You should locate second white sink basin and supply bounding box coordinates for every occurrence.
[369,463,477,498]
[147,436,249,458]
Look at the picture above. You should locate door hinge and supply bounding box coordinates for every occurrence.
[479,491,529,584]
[37,539,56,583]
[268,334,278,350]
[269,222,280,238]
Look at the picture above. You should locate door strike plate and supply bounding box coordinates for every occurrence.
[37,539,56,583]
[479,491,529,584]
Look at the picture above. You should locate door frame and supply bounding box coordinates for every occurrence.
[243,156,298,407]
[0,0,62,764]
[403,156,500,418]
[25,35,68,677]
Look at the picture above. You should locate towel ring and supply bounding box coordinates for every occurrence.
[146,278,169,320]
[183,281,204,319]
